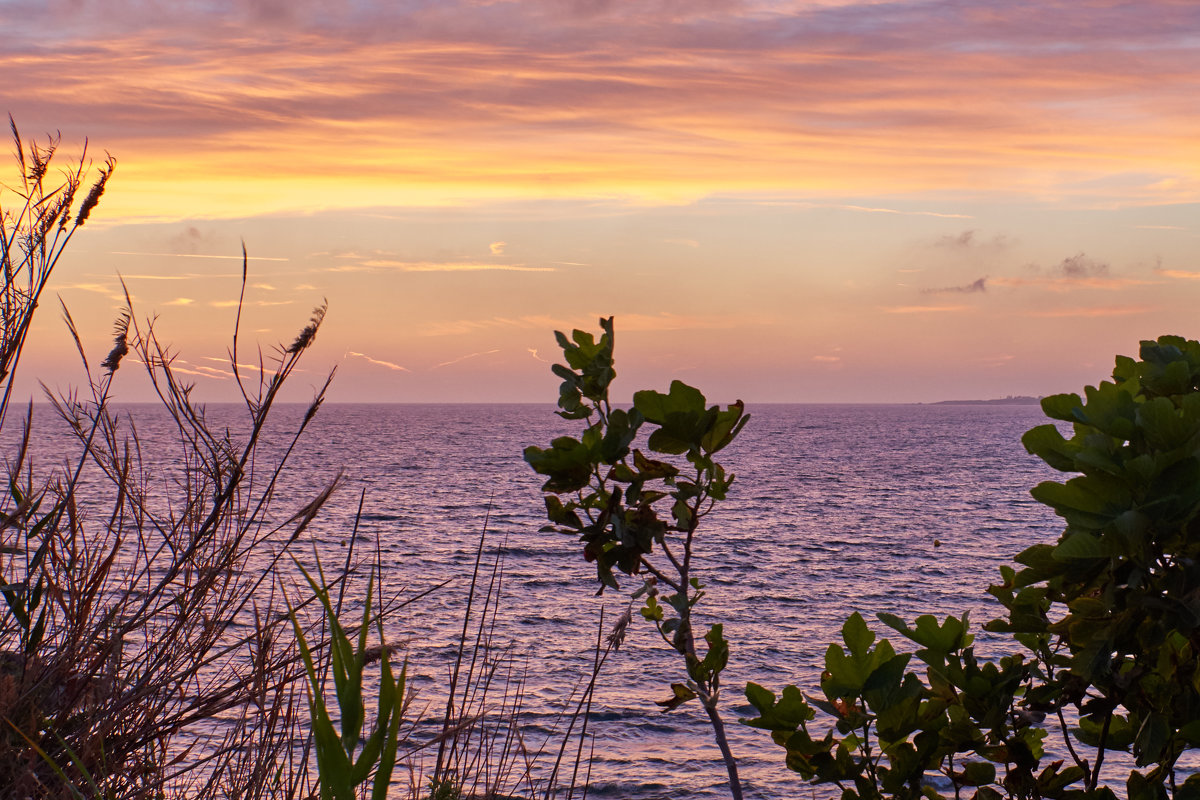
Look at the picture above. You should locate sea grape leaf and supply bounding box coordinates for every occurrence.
[1041,393,1082,423]
[743,683,815,731]
[634,380,707,423]
[633,449,679,480]
[1022,424,1078,472]
[523,438,594,493]
[700,401,749,454]
[656,682,697,712]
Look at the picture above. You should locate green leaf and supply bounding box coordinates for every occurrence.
[633,449,679,480]
[655,682,698,712]
[1022,424,1077,472]
[1041,393,1082,422]
[523,438,594,493]
[700,401,749,454]
[743,683,816,731]
[842,612,874,655]
[1137,395,1195,452]
[634,380,707,422]
[1031,477,1126,528]
[1134,713,1169,765]
[961,760,996,786]
[702,623,729,676]
[878,612,970,655]
[1052,531,1105,561]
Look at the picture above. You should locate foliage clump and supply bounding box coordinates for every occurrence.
[747,335,1200,799]
[525,317,750,799]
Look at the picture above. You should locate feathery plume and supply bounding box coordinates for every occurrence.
[286,301,327,354]
[100,310,130,373]
[75,152,115,227]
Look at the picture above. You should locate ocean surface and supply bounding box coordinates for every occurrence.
[15,401,1071,798]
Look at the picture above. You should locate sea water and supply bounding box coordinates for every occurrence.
[12,402,1066,798]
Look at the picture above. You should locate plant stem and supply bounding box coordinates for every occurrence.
[703,696,744,800]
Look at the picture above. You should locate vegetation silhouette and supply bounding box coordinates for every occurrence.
[747,336,1200,799]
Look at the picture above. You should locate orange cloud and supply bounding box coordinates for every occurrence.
[1156,268,1200,280]
[884,305,972,314]
[4,1,1198,220]
[356,261,554,273]
[990,276,1155,291]
[1024,306,1154,318]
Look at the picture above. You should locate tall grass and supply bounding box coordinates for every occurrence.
[0,120,608,800]
[0,118,351,798]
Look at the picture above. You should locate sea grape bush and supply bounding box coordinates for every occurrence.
[524,317,749,800]
[746,335,1200,799]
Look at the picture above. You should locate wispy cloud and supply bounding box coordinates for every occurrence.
[1024,306,1153,318]
[146,359,230,380]
[58,282,116,295]
[489,241,507,255]
[932,231,1011,251]
[1155,268,1200,280]
[833,205,972,220]
[210,299,295,308]
[1054,253,1109,279]
[111,251,288,262]
[434,349,502,368]
[201,356,262,372]
[739,200,973,218]
[99,272,243,281]
[884,305,972,314]
[347,351,410,372]
[991,275,1152,291]
[923,277,987,294]
[334,260,554,273]
[991,253,1156,292]
[419,311,755,338]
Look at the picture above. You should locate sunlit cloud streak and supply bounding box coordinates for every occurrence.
[434,349,502,369]
[347,351,410,372]
[210,299,294,307]
[110,251,288,261]
[95,272,244,281]
[130,359,229,380]
[1157,268,1200,280]
[330,261,555,273]
[884,305,971,314]
[200,356,267,372]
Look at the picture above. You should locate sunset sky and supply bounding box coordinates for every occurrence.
[3,0,1199,403]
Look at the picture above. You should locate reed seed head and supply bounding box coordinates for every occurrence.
[607,607,633,651]
[100,310,130,373]
[74,153,115,227]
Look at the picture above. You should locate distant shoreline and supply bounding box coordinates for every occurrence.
[929,395,1041,406]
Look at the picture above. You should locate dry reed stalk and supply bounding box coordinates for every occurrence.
[0,124,358,799]
[0,119,623,800]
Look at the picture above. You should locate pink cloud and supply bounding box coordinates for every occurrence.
[3,0,1198,215]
